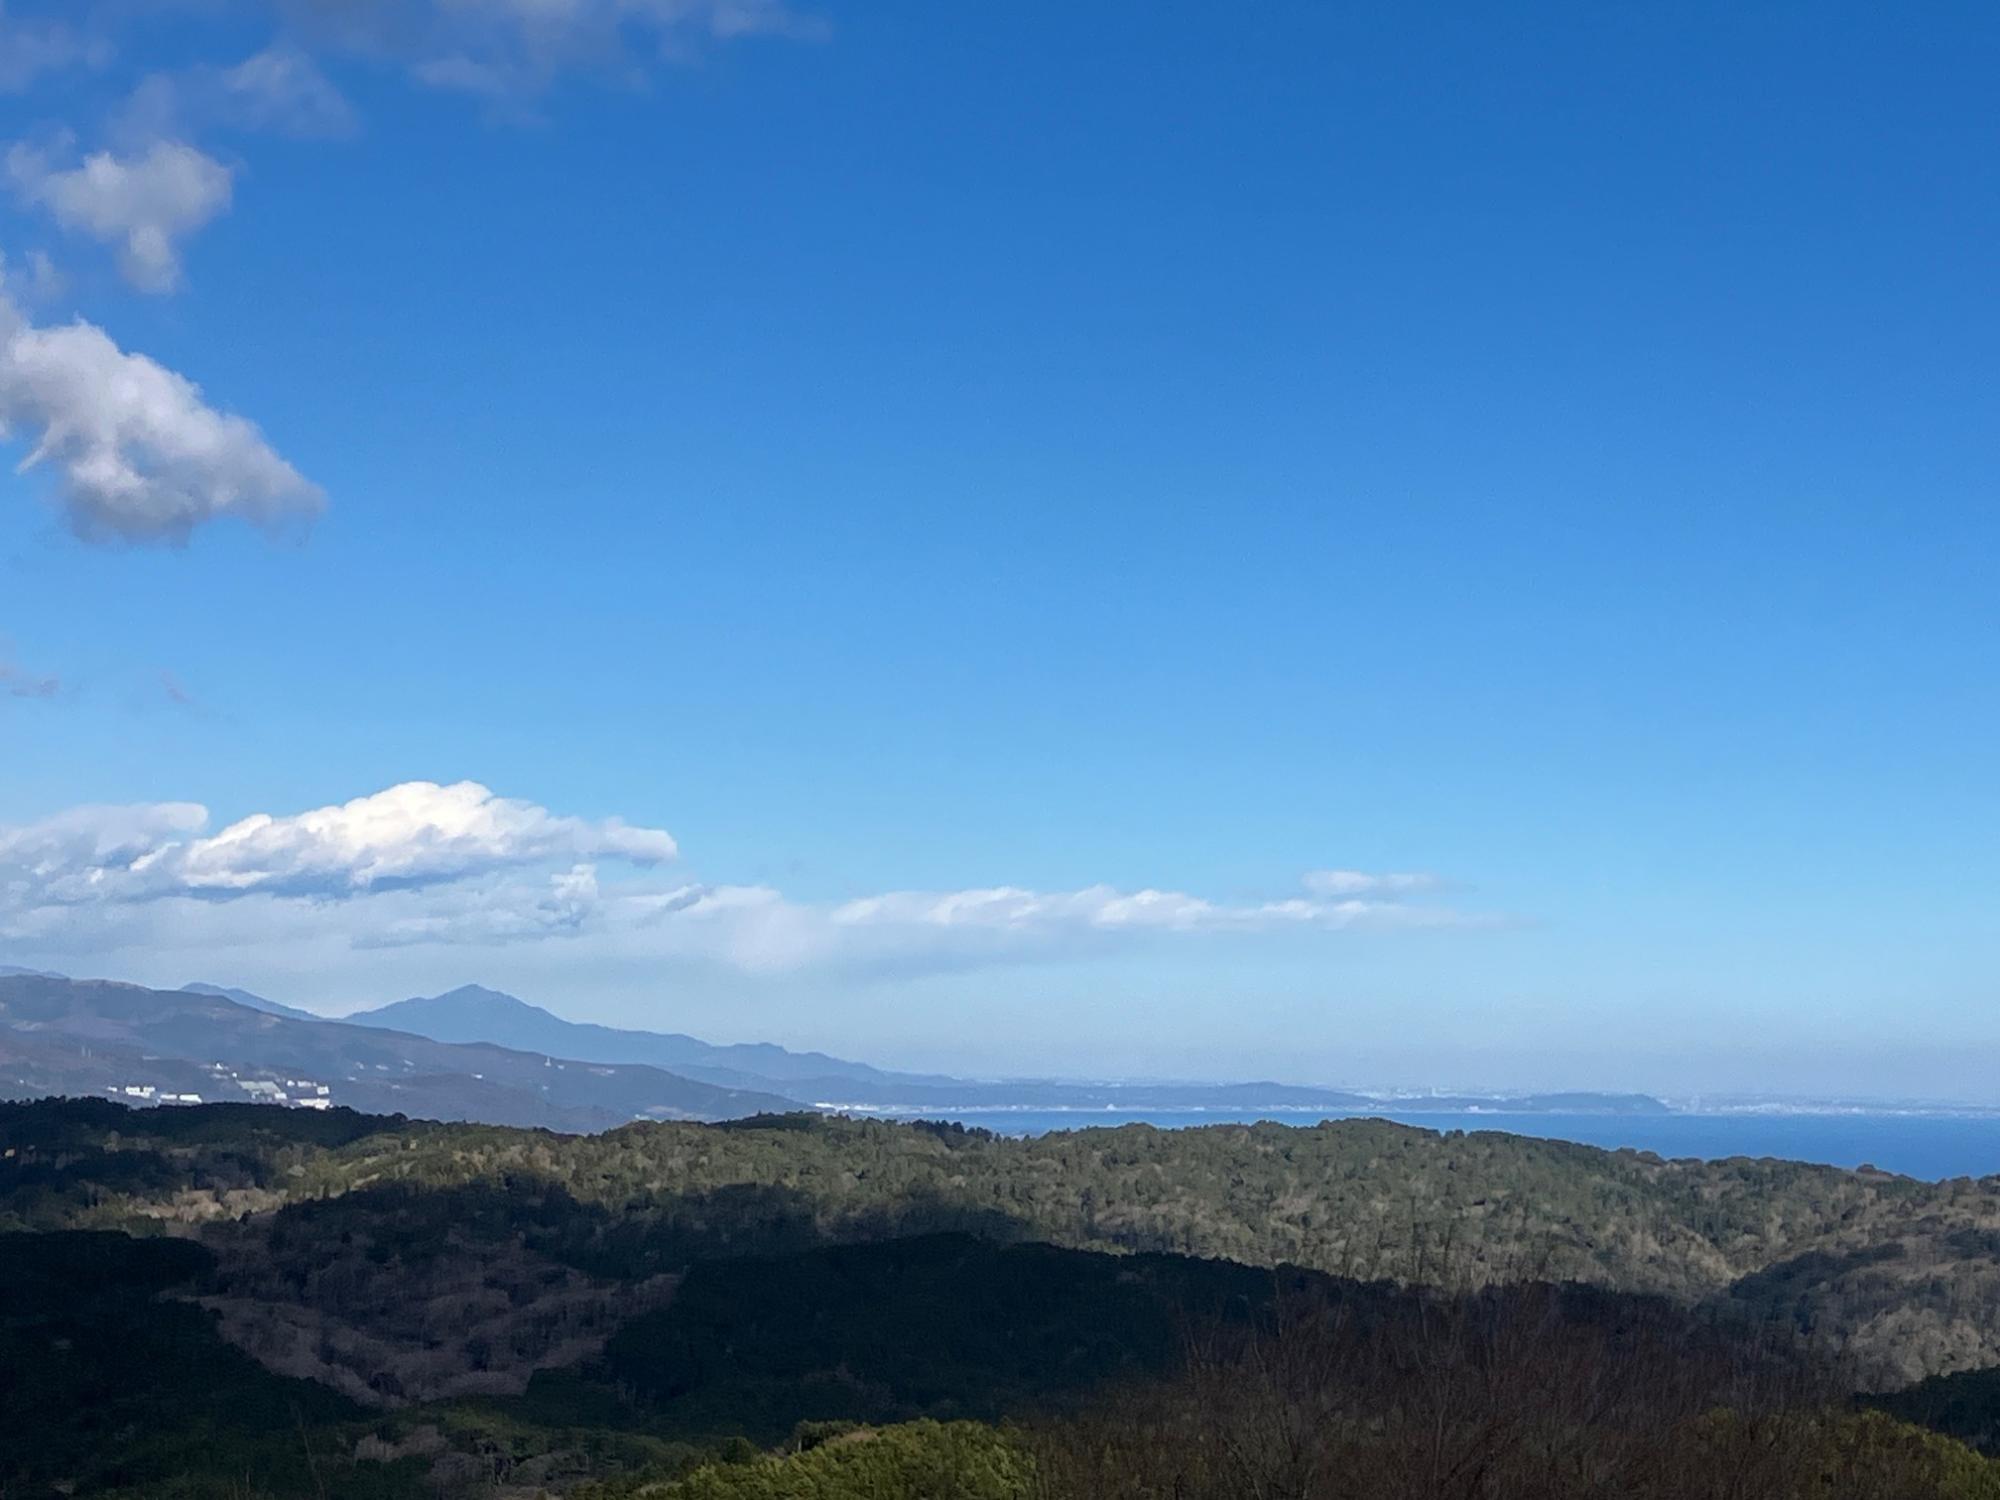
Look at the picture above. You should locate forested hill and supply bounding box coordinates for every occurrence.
[9,1097,2000,1388]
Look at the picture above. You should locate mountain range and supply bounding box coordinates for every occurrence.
[345,984,951,1093]
[0,968,1672,1128]
[0,973,795,1131]
[340,985,1669,1115]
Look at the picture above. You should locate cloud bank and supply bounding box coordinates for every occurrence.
[3,780,676,904]
[0,779,1482,979]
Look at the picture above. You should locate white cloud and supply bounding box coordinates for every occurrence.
[0,779,1483,978]
[171,780,679,897]
[0,801,208,885]
[829,882,1435,936]
[2,780,676,906]
[6,139,233,292]
[785,876,1474,976]
[0,286,324,543]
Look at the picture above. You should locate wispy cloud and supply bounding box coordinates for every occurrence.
[283,0,826,101]
[119,46,358,145]
[0,655,58,698]
[9,248,64,305]
[1302,870,1444,897]
[0,3,109,94]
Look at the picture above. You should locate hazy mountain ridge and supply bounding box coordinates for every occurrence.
[7,968,1674,1121]
[181,982,324,1023]
[343,982,1674,1115]
[347,984,953,1092]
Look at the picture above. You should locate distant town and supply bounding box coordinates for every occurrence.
[109,1065,334,1111]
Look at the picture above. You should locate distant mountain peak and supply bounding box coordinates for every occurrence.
[424,984,553,1014]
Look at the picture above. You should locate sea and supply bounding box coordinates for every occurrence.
[843,1108,2000,1182]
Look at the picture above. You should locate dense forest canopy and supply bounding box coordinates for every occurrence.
[11,1098,2000,1497]
[12,1098,2000,1386]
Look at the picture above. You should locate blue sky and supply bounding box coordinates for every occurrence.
[1,2,1995,1098]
